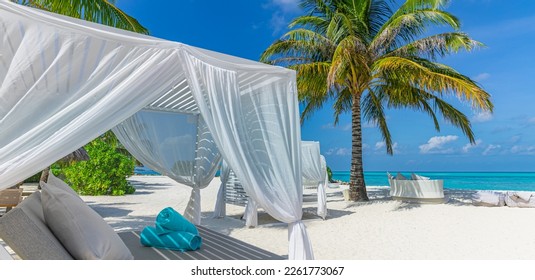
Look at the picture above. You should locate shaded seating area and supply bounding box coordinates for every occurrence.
[212,141,329,227]
[120,227,283,260]
[0,175,283,260]
[0,1,313,259]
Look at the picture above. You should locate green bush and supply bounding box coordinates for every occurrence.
[327,166,334,183]
[61,138,135,196]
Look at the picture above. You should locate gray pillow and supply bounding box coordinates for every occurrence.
[40,181,133,260]
[46,171,79,197]
[0,191,73,259]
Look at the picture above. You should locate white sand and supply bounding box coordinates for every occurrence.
[81,175,535,260]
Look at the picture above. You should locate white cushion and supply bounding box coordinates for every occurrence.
[411,173,430,180]
[511,192,532,202]
[395,173,407,180]
[40,181,133,260]
[472,191,505,207]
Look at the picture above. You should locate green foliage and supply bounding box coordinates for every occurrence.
[61,138,135,196]
[326,166,333,183]
[24,172,41,183]
[261,0,493,155]
[14,0,148,34]
[262,0,493,200]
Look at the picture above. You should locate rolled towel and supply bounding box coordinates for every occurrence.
[140,226,202,251]
[155,207,198,235]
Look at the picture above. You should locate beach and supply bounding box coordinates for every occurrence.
[80,175,535,260]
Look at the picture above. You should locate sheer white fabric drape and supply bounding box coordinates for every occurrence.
[212,160,231,218]
[0,2,313,259]
[0,4,183,190]
[179,49,314,259]
[112,110,221,224]
[319,155,328,219]
[301,141,328,219]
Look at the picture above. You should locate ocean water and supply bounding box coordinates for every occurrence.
[332,171,535,192]
[134,166,221,177]
[134,166,160,175]
[135,166,535,192]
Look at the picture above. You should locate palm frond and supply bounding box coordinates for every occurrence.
[388,32,483,60]
[372,9,460,52]
[260,39,332,65]
[292,62,331,99]
[332,87,352,124]
[16,0,148,34]
[289,15,330,33]
[373,56,493,111]
[361,90,393,154]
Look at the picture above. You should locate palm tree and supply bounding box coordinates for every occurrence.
[261,0,493,201]
[11,0,148,184]
[13,0,148,34]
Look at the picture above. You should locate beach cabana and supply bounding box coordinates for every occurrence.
[0,1,313,259]
[213,140,329,225]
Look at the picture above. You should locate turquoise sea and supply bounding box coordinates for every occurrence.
[332,171,535,192]
[135,166,535,192]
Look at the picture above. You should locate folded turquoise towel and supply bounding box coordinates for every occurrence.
[140,226,202,251]
[155,207,199,235]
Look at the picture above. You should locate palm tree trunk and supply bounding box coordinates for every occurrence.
[39,166,50,186]
[349,93,369,201]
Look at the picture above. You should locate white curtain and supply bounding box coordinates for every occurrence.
[0,3,184,190]
[319,155,328,219]
[301,141,328,219]
[212,160,230,218]
[244,197,258,228]
[179,49,314,259]
[112,110,221,224]
[0,2,313,259]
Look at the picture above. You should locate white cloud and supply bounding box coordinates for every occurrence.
[375,142,385,150]
[269,12,287,35]
[336,148,350,156]
[482,144,502,155]
[321,123,351,131]
[263,0,301,35]
[419,135,459,154]
[510,145,535,155]
[269,0,300,13]
[510,135,522,144]
[321,123,335,129]
[473,73,491,82]
[362,121,376,128]
[472,111,493,123]
[374,141,399,153]
[462,139,483,153]
[325,147,351,156]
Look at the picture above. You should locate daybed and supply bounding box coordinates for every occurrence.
[0,189,282,260]
[388,173,445,203]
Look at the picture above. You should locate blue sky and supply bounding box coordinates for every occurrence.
[116,0,535,172]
